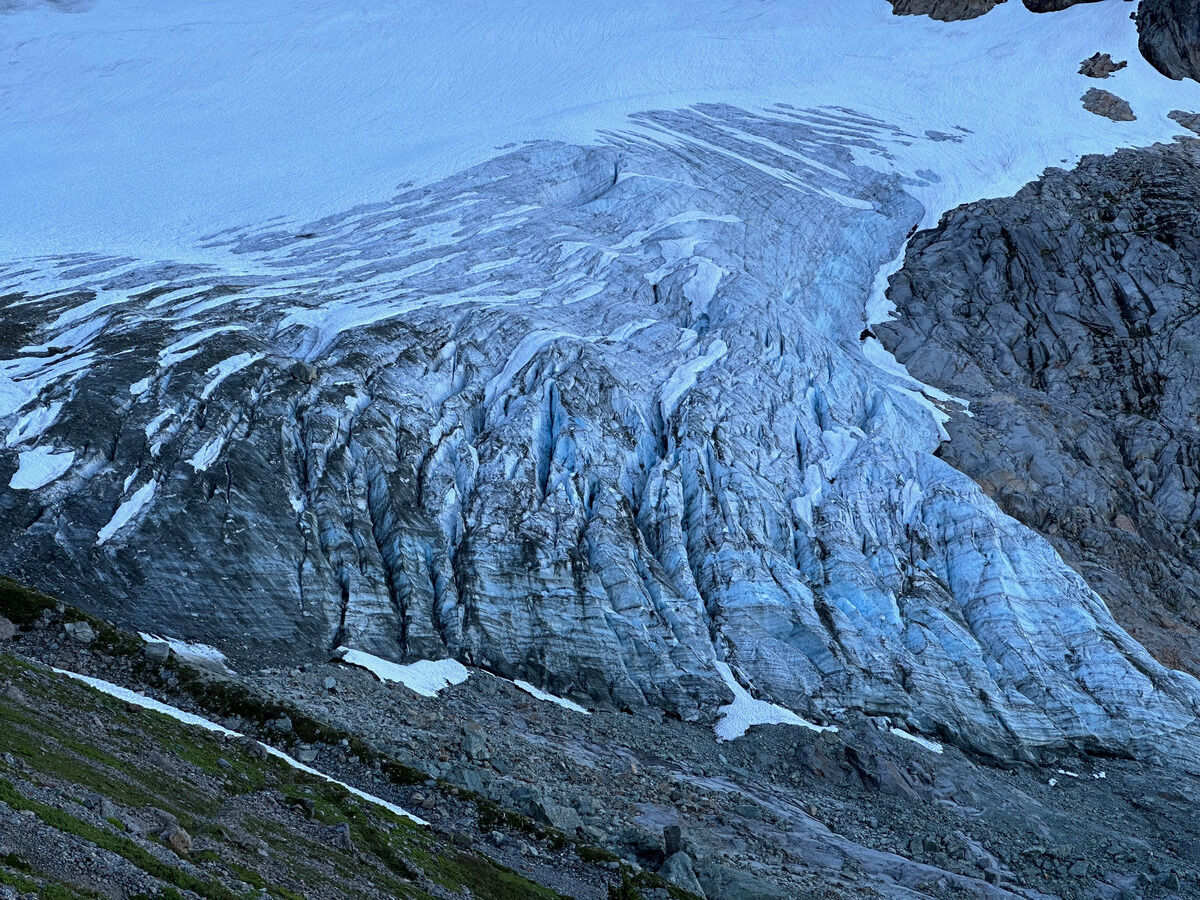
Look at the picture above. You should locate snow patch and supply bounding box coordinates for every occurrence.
[96,480,157,545]
[661,339,727,420]
[889,727,944,754]
[139,632,233,673]
[187,436,225,473]
[512,679,590,714]
[201,352,263,399]
[6,401,64,448]
[336,647,469,698]
[9,447,74,490]
[714,660,835,741]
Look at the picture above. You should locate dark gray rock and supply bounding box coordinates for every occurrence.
[1138,0,1200,83]
[460,732,489,762]
[1079,52,1128,78]
[695,861,789,900]
[543,803,583,835]
[887,0,1004,21]
[0,617,15,641]
[1023,0,1104,11]
[1082,87,1136,121]
[659,852,705,897]
[1170,109,1200,134]
[663,824,683,857]
[887,0,1102,19]
[328,822,353,851]
[142,641,170,664]
[879,140,1200,686]
[63,621,95,644]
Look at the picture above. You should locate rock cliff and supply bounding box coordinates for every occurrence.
[879,140,1200,686]
[1139,0,1200,82]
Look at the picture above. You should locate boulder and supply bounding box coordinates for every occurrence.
[162,825,192,856]
[1081,88,1136,121]
[659,852,706,897]
[1023,0,1103,11]
[1078,52,1127,78]
[887,0,1003,21]
[143,641,170,664]
[63,620,96,644]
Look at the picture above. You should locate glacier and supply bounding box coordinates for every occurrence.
[3,0,1200,766]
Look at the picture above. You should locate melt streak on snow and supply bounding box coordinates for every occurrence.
[51,667,427,825]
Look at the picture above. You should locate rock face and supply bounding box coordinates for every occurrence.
[887,0,1004,21]
[3,106,1200,762]
[1023,0,1103,12]
[886,0,1102,20]
[1171,108,1200,134]
[1081,87,1136,121]
[1138,0,1200,83]
[878,141,1200,687]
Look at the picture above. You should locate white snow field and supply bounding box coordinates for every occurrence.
[336,647,471,698]
[1,0,1198,259]
[513,679,591,715]
[714,661,836,742]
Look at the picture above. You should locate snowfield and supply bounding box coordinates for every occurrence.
[1,0,1198,258]
[336,647,471,698]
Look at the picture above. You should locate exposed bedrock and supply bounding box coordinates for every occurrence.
[1138,0,1200,82]
[879,141,1200,696]
[887,0,1005,21]
[2,107,1199,763]
[887,0,1103,22]
[1023,0,1104,12]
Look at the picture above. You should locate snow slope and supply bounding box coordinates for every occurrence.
[2,0,1198,258]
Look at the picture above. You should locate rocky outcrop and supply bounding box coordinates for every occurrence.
[1138,0,1200,83]
[879,141,1200,688]
[1079,52,1127,79]
[1023,0,1103,12]
[887,0,1004,22]
[886,0,1103,20]
[3,106,1199,763]
[1171,109,1200,134]
[1081,87,1136,121]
